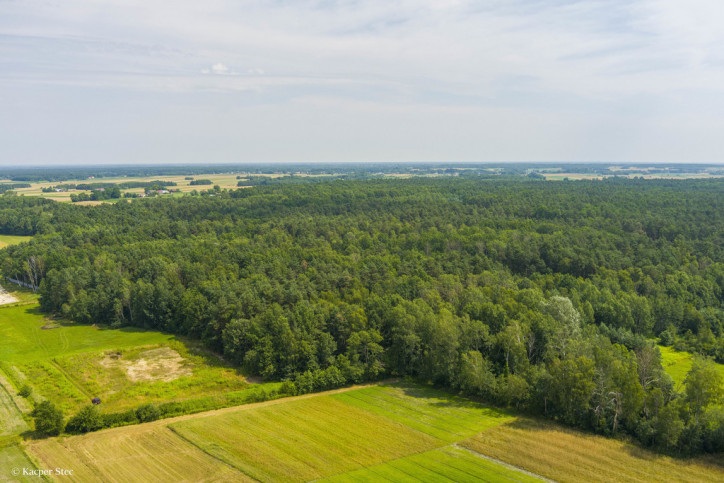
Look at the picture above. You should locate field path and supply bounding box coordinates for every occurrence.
[453,444,555,482]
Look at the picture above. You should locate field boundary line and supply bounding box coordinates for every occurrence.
[453,444,555,483]
[47,359,93,399]
[165,425,256,481]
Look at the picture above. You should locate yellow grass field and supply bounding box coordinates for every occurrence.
[462,418,724,483]
[26,425,247,482]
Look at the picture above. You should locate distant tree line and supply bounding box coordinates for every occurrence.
[1,177,723,453]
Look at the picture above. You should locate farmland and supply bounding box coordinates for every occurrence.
[462,418,724,483]
[24,382,724,482]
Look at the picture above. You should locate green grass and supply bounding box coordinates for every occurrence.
[331,383,513,442]
[322,446,543,482]
[0,381,28,436]
[0,235,32,250]
[658,345,724,389]
[0,305,175,363]
[0,445,38,482]
[658,345,694,387]
[169,395,443,482]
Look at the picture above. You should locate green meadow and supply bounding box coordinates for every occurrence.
[0,235,32,250]
[659,344,724,388]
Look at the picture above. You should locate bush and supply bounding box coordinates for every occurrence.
[32,400,64,436]
[101,410,139,429]
[65,405,103,434]
[136,403,161,422]
[18,384,32,398]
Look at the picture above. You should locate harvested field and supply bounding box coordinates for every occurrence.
[26,425,247,482]
[0,445,38,482]
[0,380,28,436]
[169,395,441,482]
[461,418,724,483]
[331,383,513,442]
[322,445,544,482]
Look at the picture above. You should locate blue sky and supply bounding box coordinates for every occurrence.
[1,0,723,165]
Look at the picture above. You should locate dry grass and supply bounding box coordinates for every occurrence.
[26,425,247,482]
[461,418,724,483]
[99,347,192,382]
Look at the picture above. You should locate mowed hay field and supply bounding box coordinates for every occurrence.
[168,396,442,482]
[462,418,724,483]
[320,446,543,483]
[27,425,248,482]
[0,445,38,482]
[331,384,514,442]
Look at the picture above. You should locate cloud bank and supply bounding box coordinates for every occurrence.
[1,0,723,164]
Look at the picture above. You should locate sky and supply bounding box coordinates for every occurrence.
[1,0,724,165]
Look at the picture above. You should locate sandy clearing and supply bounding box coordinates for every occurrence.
[0,285,18,305]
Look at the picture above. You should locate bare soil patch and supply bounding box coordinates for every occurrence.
[0,286,18,305]
[100,347,192,382]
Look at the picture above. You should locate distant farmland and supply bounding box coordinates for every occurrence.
[25,383,724,482]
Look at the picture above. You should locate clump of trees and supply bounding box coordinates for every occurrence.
[2,177,723,453]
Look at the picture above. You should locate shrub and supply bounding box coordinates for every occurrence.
[65,405,103,434]
[18,384,32,398]
[32,400,64,436]
[136,403,161,422]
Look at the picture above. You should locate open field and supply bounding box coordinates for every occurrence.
[0,235,32,250]
[320,446,543,483]
[0,305,175,363]
[0,445,38,482]
[0,303,261,417]
[331,383,513,442]
[168,395,444,482]
[24,382,724,482]
[461,418,724,483]
[0,380,28,436]
[658,345,724,389]
[27,425,247,482]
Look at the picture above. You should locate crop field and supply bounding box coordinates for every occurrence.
[27,425,248,482]
[0,380,28,436]
[24,382,724,482]
[321,446,542,483]
[168,395,443,482]
[0,445,38,482]
[461,418,724,483]
[331,384,513,442]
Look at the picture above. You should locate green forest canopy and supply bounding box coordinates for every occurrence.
[1,176,722,454]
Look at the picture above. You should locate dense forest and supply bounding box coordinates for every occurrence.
[1,177,723,454]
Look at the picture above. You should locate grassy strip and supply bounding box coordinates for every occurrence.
[461,418,724,483]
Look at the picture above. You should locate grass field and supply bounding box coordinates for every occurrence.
[320,446,543,482]
[0,380,28,437]
[658,344,724,390]
[462,418,724,483]
[169,395,443,482]
[0,303,263,419]
[331,384,513,442]
[25,382,724,482]
[0,445,38,482]
[27,425,247,482]
[0,235,32,250]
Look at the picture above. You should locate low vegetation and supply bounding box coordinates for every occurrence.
[462,418,724,483]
